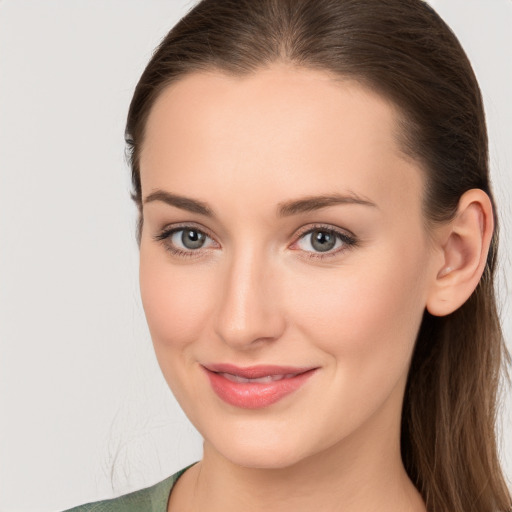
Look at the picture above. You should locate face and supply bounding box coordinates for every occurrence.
[139,64,437,469]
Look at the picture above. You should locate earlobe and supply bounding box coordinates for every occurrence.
[426,189,494,317]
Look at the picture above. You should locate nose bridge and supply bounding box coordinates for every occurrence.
[214,242,284,348]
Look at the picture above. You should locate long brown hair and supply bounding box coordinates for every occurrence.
[125,1,511,510]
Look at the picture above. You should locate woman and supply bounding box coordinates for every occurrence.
[66,0,511,511]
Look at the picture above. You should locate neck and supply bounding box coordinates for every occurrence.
[171,425,425,512]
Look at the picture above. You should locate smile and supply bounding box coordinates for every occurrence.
[202,364,318,409]
[220,372,300,383]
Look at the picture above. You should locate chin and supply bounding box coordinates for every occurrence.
[201,417,322,470]
[214,439,309,469]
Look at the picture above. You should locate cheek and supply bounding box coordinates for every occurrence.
[139,246,221,412]
[286,241,428,374]
[139,245,216,353]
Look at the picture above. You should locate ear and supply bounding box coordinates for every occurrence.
[426,189,494,317]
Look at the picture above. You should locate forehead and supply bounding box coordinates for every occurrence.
[140,64,423,218]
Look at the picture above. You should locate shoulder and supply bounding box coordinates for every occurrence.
[62,466,192,512]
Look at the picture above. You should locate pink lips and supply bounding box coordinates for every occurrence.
[202,363,317,409]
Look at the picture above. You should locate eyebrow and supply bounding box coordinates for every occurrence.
[277,193,378,216]
[143,190,377,218]
[144,190,213,216]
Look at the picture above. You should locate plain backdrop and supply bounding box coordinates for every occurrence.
[0,1,511,511]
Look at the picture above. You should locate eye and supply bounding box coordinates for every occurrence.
[153,225,218,257]
[172,228,208,250]
[293,226,357,258]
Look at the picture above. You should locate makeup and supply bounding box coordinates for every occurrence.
[202,364,318,409]
[140,67,433,470]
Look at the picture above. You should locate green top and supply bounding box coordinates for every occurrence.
[63,465,193,512]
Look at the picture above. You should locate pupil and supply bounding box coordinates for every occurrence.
[182,229,205,249]
[311,230,336,252]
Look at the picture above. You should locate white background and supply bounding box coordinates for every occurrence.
[0,1,510,511]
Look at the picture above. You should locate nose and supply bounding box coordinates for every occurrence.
[213,247,286,350]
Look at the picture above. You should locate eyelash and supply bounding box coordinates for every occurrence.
[153,223,217,259]
[293,224,357,260]
[153,223,358,260]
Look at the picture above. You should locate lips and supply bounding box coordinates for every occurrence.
[220,372,300,383]
[202,363,317,409]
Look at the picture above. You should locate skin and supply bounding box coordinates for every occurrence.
[138,63,493,512]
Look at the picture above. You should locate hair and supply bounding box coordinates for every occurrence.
[125,1,511,510]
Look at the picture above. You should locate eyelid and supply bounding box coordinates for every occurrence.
[293,223,356,241]
[153,222,220,258]
[155,221,217,241]
[289,223,358,259]
[153,222,357,260]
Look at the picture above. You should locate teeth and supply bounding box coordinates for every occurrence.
[220,372,297,383]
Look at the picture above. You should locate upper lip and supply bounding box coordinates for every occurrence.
[202,363,316,379]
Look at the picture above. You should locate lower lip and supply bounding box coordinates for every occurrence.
[203,368,317,409]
